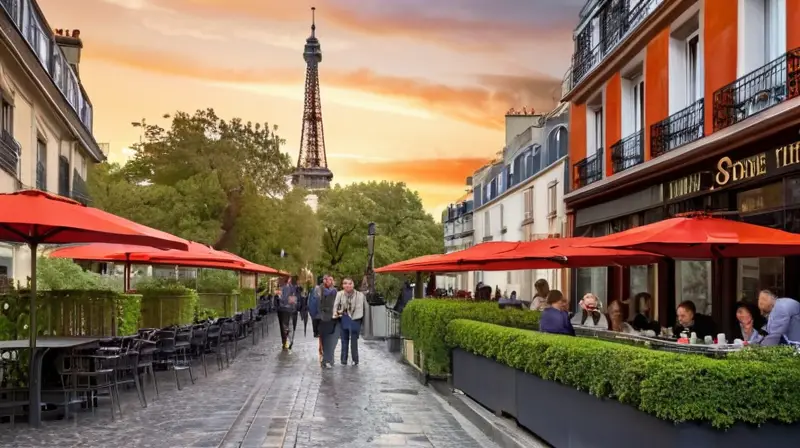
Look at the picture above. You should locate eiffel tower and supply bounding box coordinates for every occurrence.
[292,7,333,191]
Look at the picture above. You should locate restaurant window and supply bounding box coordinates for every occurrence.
[547,182,557,217]
[629,264,657,319]
[737,182,783,214]
[737,257,784,301]
[523,187,533,221]
[575,267,608,311]
[675,260,712,316]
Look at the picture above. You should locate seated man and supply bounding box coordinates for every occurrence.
[672,300,716,340]
[758,290,800,346]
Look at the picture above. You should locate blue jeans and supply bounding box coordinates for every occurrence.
[340,319,361,364]
[320,321,340,364]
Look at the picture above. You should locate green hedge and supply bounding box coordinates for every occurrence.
[137,283,199,328]
[446,319,800,429]
[401,299,540,375]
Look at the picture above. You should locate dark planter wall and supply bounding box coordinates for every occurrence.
[452,348,517,418]
[452,349,800,448]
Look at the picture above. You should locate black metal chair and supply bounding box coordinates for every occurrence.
[155,329,195,391]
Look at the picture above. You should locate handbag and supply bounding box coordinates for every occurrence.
[341,313,354,332]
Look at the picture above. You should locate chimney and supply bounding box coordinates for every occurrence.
[54,29,83,79]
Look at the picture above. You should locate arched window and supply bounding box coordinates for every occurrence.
[547,126,568,166]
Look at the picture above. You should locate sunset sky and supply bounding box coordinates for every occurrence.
[39,0,583,213]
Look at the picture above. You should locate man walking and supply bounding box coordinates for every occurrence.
[334,277,366,366]
[308,275,324,362]
[278,277,298,350]
[317,275,339,369]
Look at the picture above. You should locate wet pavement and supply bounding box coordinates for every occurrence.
[0,315,498,448]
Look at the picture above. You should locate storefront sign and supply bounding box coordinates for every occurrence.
[666,172,713,201]
[715,141,800,187]
[715,153,767,186]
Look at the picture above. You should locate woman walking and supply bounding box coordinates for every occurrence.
[334,277,366,366]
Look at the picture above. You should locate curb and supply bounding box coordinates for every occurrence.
[427,380,551,448]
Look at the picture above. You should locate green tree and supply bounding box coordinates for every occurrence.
[87,109,323,273]
[315,181,443,300]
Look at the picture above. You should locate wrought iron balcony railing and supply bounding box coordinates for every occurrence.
[71,170,91,205]
[650,99,704,158]
[563,0,665,95]
[36,161,46,190]
[713,48,800,132]
[611,130,644,174]
[573,148,604,189]
[0,130,20,177]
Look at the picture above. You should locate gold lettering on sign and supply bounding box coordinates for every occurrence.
[716,153,767,186]
[776,142,800,169]
[668,173,702,200]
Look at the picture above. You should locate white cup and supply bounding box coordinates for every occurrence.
[717,333,727,344]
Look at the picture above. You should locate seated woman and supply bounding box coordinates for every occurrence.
[607,300,636,334]
[672,300,717,339]
[530,279,550,311]
[571,293,608,328]
[733,301,767,344]
[538,290,575,336]
[627,292,660,333]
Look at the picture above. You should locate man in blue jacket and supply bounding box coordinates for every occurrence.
[278,277,298,350]
[308,275,323,361]
[758,290,800,345]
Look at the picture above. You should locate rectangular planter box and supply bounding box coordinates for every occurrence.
[452,349,800,448]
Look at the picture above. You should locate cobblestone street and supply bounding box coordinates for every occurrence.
[0,317,498,448]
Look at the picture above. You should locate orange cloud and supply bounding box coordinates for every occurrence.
[83,42,560,129]
[167,0,571,52]
[341,156,489,187]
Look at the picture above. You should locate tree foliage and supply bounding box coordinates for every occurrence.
[315,181,443,300]
[87,108,322,274]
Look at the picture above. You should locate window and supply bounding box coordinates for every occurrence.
[575,267,608,311]
[547,182,558,217]
[632,76,645,132]
[523,187,534,220]
[764,0,783,62]
[547,127,568,163]
[36,139,46,190]
[474,184,483,207]
[525,148,534,178]
[58,155,69,196]
[675,260,712,316]
[530,145,542,176]
[588,107,604,156]
[2,99,12,134]
[513,154,524,184]
[686,33,700,104]
[738,257,784,301]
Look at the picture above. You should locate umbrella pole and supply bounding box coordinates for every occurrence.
[28,242,40,427]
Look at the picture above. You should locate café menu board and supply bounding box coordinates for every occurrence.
[665,141,800,201]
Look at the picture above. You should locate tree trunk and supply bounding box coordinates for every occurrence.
[213,193,243,250]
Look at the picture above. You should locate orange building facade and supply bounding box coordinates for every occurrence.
[562,0,800,335]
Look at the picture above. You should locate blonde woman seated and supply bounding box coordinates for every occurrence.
[607,300,636,334]
[571,293,608,328]
[530,279,550,311]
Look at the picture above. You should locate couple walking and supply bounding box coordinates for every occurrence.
[309,274,366,369]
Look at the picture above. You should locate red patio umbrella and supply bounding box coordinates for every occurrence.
[575,215,800,258]
[0,190,189,426]
[375,239,660,273]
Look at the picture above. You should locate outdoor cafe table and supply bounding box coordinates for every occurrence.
[0,337,100,426]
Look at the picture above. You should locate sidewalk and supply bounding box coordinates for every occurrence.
[0,316,498,448]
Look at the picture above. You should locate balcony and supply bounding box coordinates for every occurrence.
[563,0,664,95]
[0,0,93,133]
[71,170,90,205]
[611,130,644,174]
[573,148,604,189]
[0,130,20,177]
[650,99,704,159]
[713,48,800,132]
[36,161,46,190]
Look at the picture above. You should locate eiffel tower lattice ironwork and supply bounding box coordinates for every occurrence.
[292,6,333,190]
